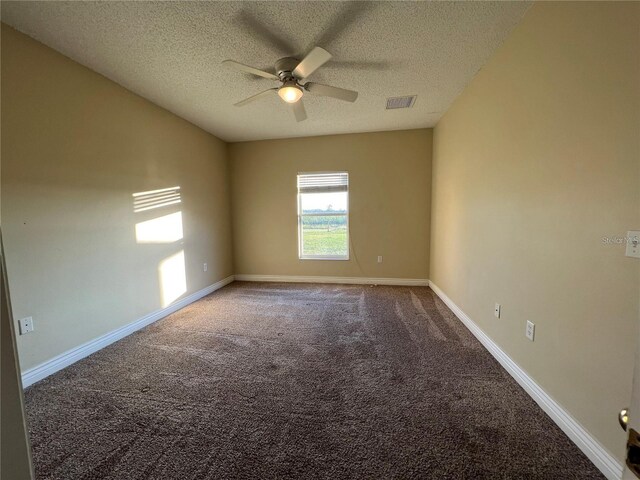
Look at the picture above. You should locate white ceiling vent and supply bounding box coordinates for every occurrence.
[386,95,417,109]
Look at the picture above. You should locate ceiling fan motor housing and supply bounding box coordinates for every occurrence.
[275,57,300,82]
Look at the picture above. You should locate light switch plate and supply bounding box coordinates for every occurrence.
[494,303,501,319]
[626,231,640,258]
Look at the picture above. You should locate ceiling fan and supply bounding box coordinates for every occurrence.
[223,47,359,122]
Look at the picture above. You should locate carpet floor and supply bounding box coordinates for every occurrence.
[24,282,603,479]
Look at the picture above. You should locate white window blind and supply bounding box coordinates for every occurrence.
[297,172,349,193]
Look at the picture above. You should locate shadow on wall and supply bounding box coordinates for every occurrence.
[133,186,187,308]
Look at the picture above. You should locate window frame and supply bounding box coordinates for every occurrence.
[297,171,350,261]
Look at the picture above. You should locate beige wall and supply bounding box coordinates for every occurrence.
[1,24,233,371]
[229,130,432,280]
[430,1,639,460]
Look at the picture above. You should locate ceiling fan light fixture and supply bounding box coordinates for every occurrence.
[225,46,359,120]
[278,82,303,103]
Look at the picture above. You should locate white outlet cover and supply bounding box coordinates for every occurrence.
[203,263,208,272]
[18,316,34,335]
[526,320,535,341]
[377,256,383,263]
[494,303,501,319]
[626,231,640,258]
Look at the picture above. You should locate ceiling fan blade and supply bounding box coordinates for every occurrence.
[304,82,358,103]
[291,99,307,122]
[234,88,278,107]
[293,47,332,79]
[222,60,278,80]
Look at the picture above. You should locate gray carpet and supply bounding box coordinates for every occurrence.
[24,282,603,479]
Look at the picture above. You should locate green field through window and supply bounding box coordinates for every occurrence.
[301,216,348,257]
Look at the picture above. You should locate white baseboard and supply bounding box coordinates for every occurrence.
[428,281,624,480]
[21,275,235,388]
[235,274,429,287]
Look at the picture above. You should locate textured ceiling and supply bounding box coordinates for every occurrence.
[1,1,530,142]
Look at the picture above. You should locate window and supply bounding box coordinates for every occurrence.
[297,172,349,260]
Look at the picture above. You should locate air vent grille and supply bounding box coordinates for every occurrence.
[386,95,417,109]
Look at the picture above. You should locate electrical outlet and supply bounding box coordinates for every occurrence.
[526,320,535,341]
[203,263,208,272]
[377,256,383,263]
[626,231,640,258]
[18,317,34,335]
[494,303,501,319]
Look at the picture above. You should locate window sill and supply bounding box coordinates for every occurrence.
[299,256,350,261]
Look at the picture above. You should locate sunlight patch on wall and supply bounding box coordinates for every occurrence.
[133,186,181,213]
[159,250,187,307]
[135,212,183,244]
